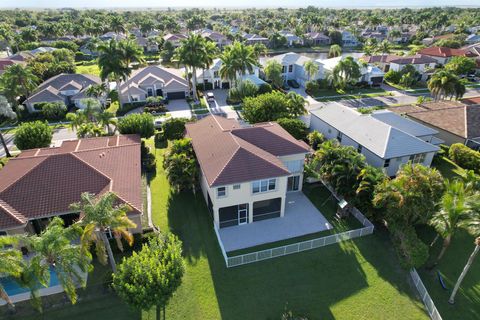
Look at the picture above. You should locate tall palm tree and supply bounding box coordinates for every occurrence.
[66,111,87,133]
[286,92,308,117]
[303,60,319,81]
[25,217,91,308]
[429,180,476,264]
[330,57,361,90]
[85,83,108,100]
[219,50,237,89]
[96,111,117,135]
[328,44,342,58]
[264,60,284,89]
[118,39,146,103]
[109,15,125,34]
[227,42,258,76]
[0,64,39,106]
[200,41,218,88]
[72,192,137,273]
[0,236,24,308]
[175,34,207,100]
[428,70,466,101]
[449,237,480,304]
[376,40,392,55]
[0,96,16,157]
[97,40,129,107]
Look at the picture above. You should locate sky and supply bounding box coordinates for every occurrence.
[0,0,478,9]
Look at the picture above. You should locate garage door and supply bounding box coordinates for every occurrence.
[166,91,186,100]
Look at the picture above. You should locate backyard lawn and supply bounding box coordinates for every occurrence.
[6,141,429,320]
[75,63,101,77]
[417,154,480,320]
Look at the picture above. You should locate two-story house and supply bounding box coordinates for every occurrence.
[341,31,360,47]
[309,104,440,177]
[24,73,105,113]
[118,65,190,102]
[388,54,437,81]
[186,115,310,229]
[418,46,475,65]
[263,52,323,86]
[196,58,263,89]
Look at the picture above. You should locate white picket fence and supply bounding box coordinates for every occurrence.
[214,203,374,268]
[410,268,443,320]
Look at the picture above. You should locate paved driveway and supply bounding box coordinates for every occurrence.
[207,89,240,119]
[167,100,192,119]
[218,192,332,252]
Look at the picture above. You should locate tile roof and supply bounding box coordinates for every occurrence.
[389,101,480,139]
[185,115,309,187]
[418,46,474,58]
[389,54,437,65]
[119,66,188,94]
[0,135,142,231]
[360,54,402,64]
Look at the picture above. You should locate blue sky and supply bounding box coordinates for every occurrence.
[1,0,478,8]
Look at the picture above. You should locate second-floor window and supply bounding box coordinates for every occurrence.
[252,179,276,194]
[337,132,343,143]
[213,71,219,77]
[217,187,226,198]
[288,65,293,72]
[282,66,286,73]
[383,159,390,168]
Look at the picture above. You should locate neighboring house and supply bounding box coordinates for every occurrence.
[186,115,310,229]
[304,32,331,46]
[341,31,360,47]
[24,73,104,113]
[309,104,440,176]
[0,135,143,235]
[360,54,402,72]
[99,32,126,42]
[163,33,188,47]
[197,29,231,48]
[361,31,387,42]
[0,58,25,75]
[29,46,57,55]
[417,46,474,65]
[466,34,480,44]
[118,65,189,102]
[263,52,322,86]
[135,36,159,53]
[243,33,270,46]
[279,31,304,47]
[196,58,261,89]
[389,99,480,150]
[318,56,385,85]
[388,54,437,80]
[8,51,35,62]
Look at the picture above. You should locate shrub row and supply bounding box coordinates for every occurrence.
[449,143,480,173]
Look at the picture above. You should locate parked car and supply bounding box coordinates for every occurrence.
[207,92,215,102]
[287,79,300,88]
[153,118,166,129]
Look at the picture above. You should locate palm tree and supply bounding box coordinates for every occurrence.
[109,15,125,34]
[252,43,268,59]
[219,50,237,89]
[97,40,129,107]
[303,60,319,81]
[0,64,39,106]
[264,60,284,88]
[328,44,342,58]
[85,83,108,100]
[25,217,91,307]
[449,237,480,304]
[329,57,361,90]
[286,92,308,117]
[97,111,117,135]
[175,34,207,100]
[200,41,218,88]
[428,70,466,101]
[429,180,476,264]
[118,39,146,103]
[227,42,258,76]
[0,236,24,308]
[66,111,87,133]
[72,192,137,272]
[0,96,16,157]
[376,40,392,55]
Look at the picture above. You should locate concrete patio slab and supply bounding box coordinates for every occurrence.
[218,192,333,252]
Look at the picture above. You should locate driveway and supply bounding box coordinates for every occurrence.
[218,192,333,252]
[288,87,318,105]
[206,89,240,120]
[167,99,193,119]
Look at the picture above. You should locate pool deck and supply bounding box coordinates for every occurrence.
[218,192,332,252]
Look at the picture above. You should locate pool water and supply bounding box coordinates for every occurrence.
[0,267,60,296]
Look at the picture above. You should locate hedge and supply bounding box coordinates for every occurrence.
[448,143,480,173]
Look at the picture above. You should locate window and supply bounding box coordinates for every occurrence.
[147,88,153,96]
[213,71,219,77]
[131,95,139,102]
[357,145,363,153]
[288,65,293,72]
[217,187,226,198]
[383,159,390,168]
[410,153,426,164]
[282,65,287,73]
[252,179,276,194]
[337,132,343,143]
[233,184,241,190]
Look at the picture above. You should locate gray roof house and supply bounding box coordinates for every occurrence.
[24,73,103,113]
[118,65,190,102]
[309,104,440,176]
[262,52,323,86]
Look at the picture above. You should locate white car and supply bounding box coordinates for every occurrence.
[206,92,215,102]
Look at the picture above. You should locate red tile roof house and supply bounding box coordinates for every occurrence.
[0,135,143,235]
[186,115,311,230]
[418,46,476,65]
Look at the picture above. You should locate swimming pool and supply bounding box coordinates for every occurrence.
[0,267,60,296]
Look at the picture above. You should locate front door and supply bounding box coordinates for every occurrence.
[238,204,248,225]
[287,175,300,192]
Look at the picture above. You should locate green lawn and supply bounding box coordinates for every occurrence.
[418,154,480,320]
[76,63,101,77]
[4,141,429,320]
[310,87,393,102]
